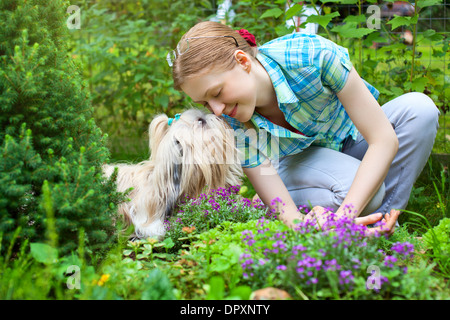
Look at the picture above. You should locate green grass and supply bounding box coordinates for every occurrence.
[435,113,450,154]
[1,185,449,300]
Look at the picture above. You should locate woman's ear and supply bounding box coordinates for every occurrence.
[233,50,252,72]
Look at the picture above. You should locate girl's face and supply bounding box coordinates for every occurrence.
[180,54,258,123]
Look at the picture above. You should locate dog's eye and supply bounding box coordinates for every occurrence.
[198,118,206,126]
[174,139,183,156]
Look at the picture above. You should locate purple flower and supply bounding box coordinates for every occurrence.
[391,242,414,259]
[241,198,252,208]
[272,240,288,253]
[270,197,285,207]
[297,205,311,216]
[296,255,322,271]
[208,198,220,211]
[339,270,354,285]
[253,199,265,210]
[258,258,268,265]
[384,255,398,268]
[239,253,254,270]
[242,230,256,246]
[292,245,307,255]
[351,258,361,269]
[276,265,287,271]
[324,258,339,271]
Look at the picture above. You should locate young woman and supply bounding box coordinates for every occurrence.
[168,21,439,234]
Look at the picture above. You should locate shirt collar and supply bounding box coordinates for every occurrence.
[256,52,299,105]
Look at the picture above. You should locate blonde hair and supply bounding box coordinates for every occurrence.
[171,21,257,90]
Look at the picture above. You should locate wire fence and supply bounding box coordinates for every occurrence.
[74,0,449,156]
[207,0,449,155]
[334,1,449,155]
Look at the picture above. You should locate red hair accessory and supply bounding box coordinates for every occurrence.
[237,29,257,47]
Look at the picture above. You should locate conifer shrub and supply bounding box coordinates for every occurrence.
[0,0,123,255]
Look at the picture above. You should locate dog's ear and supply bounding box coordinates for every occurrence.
[151,136,184,220]
[149,114,170,159]
[164,162,182,218]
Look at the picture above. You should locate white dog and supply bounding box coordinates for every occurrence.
[103,109,243,239]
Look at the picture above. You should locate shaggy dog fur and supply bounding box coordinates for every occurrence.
[103,109,242,239]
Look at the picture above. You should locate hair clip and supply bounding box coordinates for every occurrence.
[168,113,181,126]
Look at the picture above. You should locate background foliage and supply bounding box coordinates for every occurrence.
[68,0,449,160]
[0,0,448,300]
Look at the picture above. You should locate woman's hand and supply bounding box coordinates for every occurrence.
[307,206,400,237]
[355,209,400,236]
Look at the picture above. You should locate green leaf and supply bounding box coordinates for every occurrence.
[331,24,376,39]
[162,237,175,249]
[206,276,225,300]
[137,253,148,259]
[378,87,394,96]
[210,256,231,273]
[222,244,243,264]
[156,95,169,109]
[228,286,253,300]
[141,269,176,300]
[30,242,58,265]
[285,3,304,20]
[378,42,407,54]
[418,29,444,42]
[380,86,404,98]
[343,14,367,24]
[432,39,449,58]
[275,25,292,37]
[411,77,429,92]
[306,12,340,29]
[363,32,388,46]
[387,14,418,30]
[416,0,442,9]
[134,73,145,83]
[123,249,133,256]
[391,87,405,97]
[260,8,284,19]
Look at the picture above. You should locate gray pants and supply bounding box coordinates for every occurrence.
[277,92,440,216]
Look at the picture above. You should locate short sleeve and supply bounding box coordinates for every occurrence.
[319,44,353,93]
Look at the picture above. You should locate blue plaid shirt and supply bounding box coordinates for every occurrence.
[223,33,379,168]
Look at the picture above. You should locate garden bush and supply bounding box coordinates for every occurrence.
[0,0,123,256]
[164,185,272,252]
[423,217,450,276]
[189,205,442,300]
